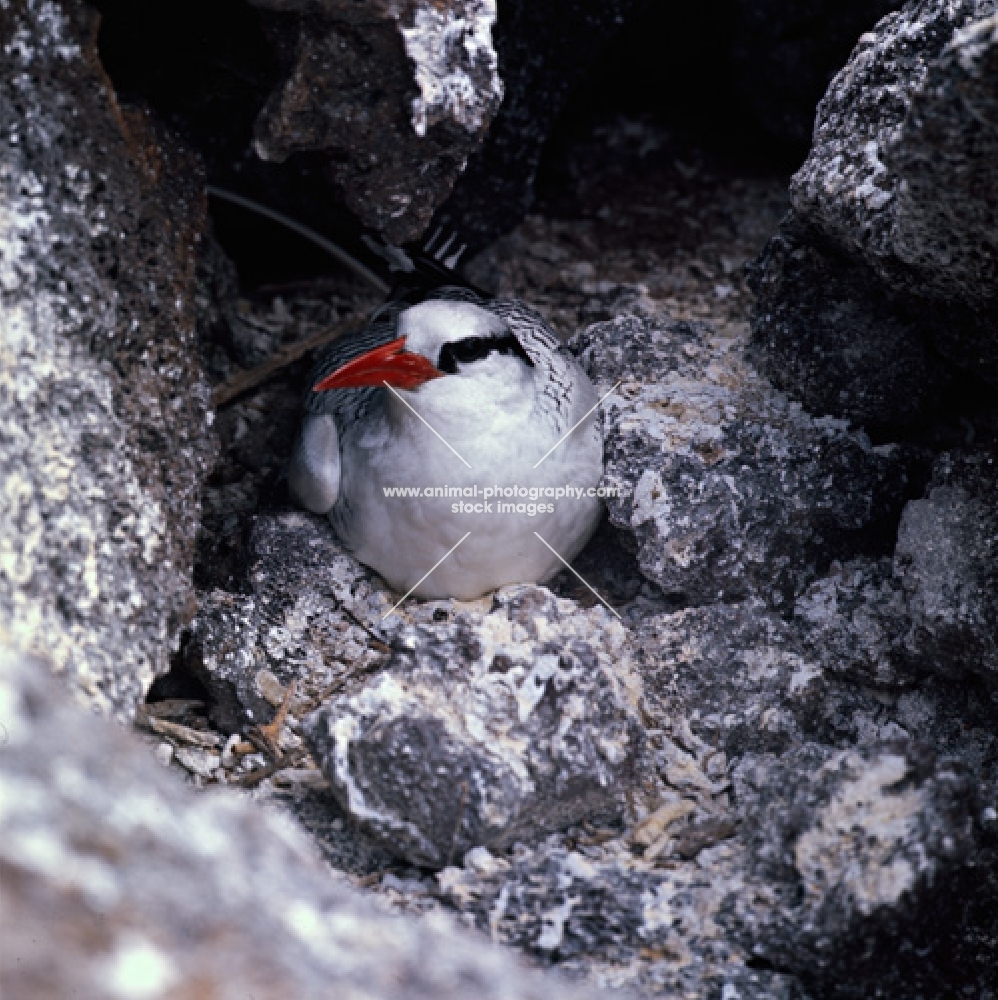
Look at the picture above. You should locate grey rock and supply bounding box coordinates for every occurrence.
[731,741,979,994]
[183,511,392,733]
[0,0,215,719]
[305,585,646,868]
[895,451,998,679]
[786,0,998,380]
[0,643,626,1000]
[748,231,948,432]
[434,700,985,996]
[793,557,916,688]
[571,314,919,609]
[635,602,869,758]
[249,0,503,243]
[437,838,799,999]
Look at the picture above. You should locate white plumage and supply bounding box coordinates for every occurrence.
[289,290,603,599]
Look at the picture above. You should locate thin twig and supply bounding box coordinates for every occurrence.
[206,185,390,294]
[211,315,360,409]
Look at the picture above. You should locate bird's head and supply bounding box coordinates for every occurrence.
[312,300,534,397]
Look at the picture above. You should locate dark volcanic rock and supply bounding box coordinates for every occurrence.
[793,557,915,688]
[784,0,998,382]
[0,643,626,1000]
[249,0,503,243]
[635,602,872,758]
[895,451,998,680]
[0,0,215,719]
[305,586,645,868]
[748,231,948,432]
[731,741,979,995]
[183,512,390,734]
[571,315,921,609]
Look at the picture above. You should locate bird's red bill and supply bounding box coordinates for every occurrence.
[313,336,444,391]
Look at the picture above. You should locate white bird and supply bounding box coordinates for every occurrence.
[289,288,603,600]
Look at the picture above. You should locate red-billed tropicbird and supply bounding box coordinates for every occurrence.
[288,289,603,599]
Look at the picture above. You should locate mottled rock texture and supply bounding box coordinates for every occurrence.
[0,0,214,719]
[895,451,998,679]
[731,741,981,995]
[748,232,948,433]
[248,0,503,243]
[752,0,998,417]
[791,0,998,305]
[571,314,920,609]
[793,557,914,688]
[184,511,391,734]
[0,644,627,1000]
[306,586,645,868]
[434,669,988,997]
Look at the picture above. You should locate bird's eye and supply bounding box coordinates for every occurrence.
[437,333,534,374]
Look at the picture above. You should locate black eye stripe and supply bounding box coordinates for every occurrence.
[437,333,534,373]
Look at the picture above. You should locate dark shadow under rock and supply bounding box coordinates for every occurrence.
[748,231,950,434]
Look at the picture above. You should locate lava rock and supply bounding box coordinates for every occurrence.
[793,557,915,688]
[787,0,998,381]
[748,231,948,432]
[0,643,624,1000]
[730,741,979,995]
[183,512,391,733]
[436,840,799,998]
[635,602,875,759]
[571,315,920,609]
[434,686,988,996]
[0,1,215,719]
[895,451,998,679]
[249,0,503,243]
[305,586,645,868]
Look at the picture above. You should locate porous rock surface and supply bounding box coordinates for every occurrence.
[186,512,646,868]
[0,644,624,1000]
[430,597,990,998]
[729,740,980,994]
[570,314,920,609]
[0,0,215,719]
[248,0,503,243]
[895,451,998,679]
[752,0,998,411]
[180,504,998,996]
[184,511,391,734]
[305,585,645,867]
[791,0,998,307]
